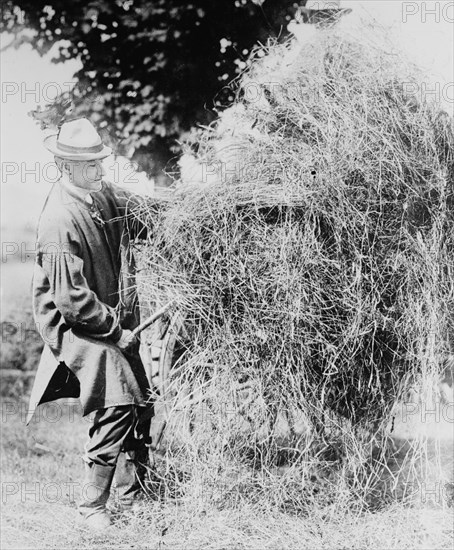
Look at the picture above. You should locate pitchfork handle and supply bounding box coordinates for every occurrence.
[131,300,175,338]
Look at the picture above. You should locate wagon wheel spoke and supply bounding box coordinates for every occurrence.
[147,312,282,452]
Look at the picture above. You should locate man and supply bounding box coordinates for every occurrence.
[28,118,153,531]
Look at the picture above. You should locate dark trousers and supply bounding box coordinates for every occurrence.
[79,405,152,515]
[83,405,151,467]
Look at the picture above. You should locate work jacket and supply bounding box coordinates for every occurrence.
[27,178,151,424]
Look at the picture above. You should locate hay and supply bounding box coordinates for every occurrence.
[137,27,454,507]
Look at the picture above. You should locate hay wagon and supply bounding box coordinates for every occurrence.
[140,311,277,454]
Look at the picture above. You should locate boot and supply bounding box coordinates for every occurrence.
[78,462,115,531]
[112,450,148,512]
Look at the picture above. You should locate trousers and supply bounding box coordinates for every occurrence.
[79,404,152,517]
[83,404,152,467]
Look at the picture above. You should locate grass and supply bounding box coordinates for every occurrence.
[1,399,453,550]
[0,211,43,382]
[0,258,43,399]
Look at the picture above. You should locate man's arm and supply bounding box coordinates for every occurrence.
[36,216,122,342]
[39,248,123,342]
[104,181,170,240]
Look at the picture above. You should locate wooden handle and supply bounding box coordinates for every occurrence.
[131,300,176,338]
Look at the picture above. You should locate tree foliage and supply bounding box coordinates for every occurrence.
[2,0,306,180]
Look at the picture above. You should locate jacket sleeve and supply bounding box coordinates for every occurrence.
[104,181,164,240]
[37,222,122,342]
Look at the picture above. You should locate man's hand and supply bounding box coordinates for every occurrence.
[116,329,137,351]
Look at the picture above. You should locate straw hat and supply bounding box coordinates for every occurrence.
[44,118,112,161]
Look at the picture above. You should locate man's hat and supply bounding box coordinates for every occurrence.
[43,118,112,161]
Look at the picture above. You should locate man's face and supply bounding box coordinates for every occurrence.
[64,159,106,189]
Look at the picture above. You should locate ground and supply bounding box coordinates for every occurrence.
[1,399,453,550]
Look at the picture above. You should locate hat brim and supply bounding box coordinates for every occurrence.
[44,134,112,161]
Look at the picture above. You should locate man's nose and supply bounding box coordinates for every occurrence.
[98,163,106,178]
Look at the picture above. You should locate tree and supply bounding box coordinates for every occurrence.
[1,0,307,182]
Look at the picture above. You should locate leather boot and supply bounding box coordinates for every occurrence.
[78,462,115,531]
[112,450,148,512]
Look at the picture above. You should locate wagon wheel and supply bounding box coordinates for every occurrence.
[146,311,188,453]
[147,311,237,452]
[145,313,297,454]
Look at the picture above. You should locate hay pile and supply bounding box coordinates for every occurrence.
[138,26,453,505]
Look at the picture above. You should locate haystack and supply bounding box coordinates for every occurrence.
[137,26,453,488]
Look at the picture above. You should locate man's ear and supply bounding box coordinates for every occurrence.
[55,156,72,176]
[54,156,64,173]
